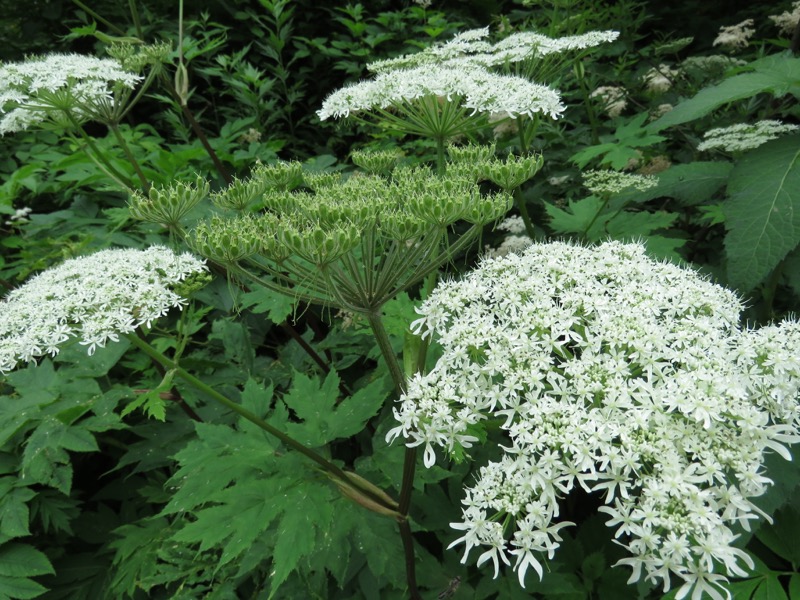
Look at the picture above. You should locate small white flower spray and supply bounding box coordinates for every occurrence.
[0,47,169,190]
[388,240,800,598]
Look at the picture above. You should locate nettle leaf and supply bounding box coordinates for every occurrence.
[269,481,336,597]
[615,161,732,206]
[0,542,54,599]
[241,286,294,324]
[571,113,665,169]
[724,134,800,292]
[21,417,100,495]
[209,318,256,373]
[282,370,390,447]
[545,196,605,236]
[0,480,34,540]
[650,54,800,132]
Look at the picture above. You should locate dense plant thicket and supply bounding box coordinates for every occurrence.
[1,0,800,599]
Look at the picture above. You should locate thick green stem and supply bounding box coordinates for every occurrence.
[108,122,150,191]
[365,311,406,395]
[363,311,421,600]
[124,333,396,512]
[513,188,536,240]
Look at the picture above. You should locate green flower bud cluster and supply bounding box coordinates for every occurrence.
[128,175,209,228]
[193,164,519,310]
[350,148,405,175]
[253,161,304,191]
[192,215,260,263]
[303,171,343,191]
[482,153,544,191]
[107,41,172,73]
[447,143,497,182]
[448,142,496,166]
[211,174,269,211]
[278,223,361,266]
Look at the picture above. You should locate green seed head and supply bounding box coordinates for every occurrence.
[253,161,305,192]
[128,174,209,227]
[483,154,544,191]
[351,148,405,176]
[212,174,269,212]
[191,215,260,263]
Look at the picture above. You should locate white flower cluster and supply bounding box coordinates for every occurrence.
[317,64,565,121]
[769,1,800,35]
[590,85,627,118]
[0,246,206,372]
[713,19,756,50]
[583,169,658,195]
[0,53,141,135]
[366,27,619,73]
[643,64,680,94]
[387,240,800,598]
[698,120,800,152]
[4,206,32,226]
[318,26,620,124]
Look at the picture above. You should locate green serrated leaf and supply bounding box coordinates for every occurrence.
[650,54,800,132]
[545,196,605,236]
[728,576,763,600]
[724,134,800,292]
[0,486,34,539]
[616,161,733,206]
[755,504,800,566]
[0,575,48,600]
[241,286,294,324]
[209,318,256,373]
[789,573,800,599]
[603,210,679,240]
[752,573,789,600]
[0,543,55,578]
[269,482,335,598]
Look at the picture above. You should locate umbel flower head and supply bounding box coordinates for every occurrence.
[387,240,800,598]
[0,53,142,135]
[0,246,207,373]
[365,27,619,73]
[317,63,565,123]
[697,120,800,152]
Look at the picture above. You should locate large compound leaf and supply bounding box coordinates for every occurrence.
[615,162,732,206]
[724,134,800,292]
[282,370,390,447]
[649,54,800,132]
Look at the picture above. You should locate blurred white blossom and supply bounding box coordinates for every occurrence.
[713,19,755,50]
[769,1,800,35]
[388,240,800,597]
[643,64,680,94]
[698,120,800,152]
[366,27,619,73]
[590,85,627,117]
[583,169,658,194]
[0,246,206,372]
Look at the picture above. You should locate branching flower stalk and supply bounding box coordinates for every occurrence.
[182,158,515,600]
